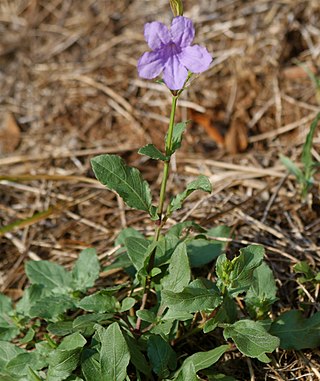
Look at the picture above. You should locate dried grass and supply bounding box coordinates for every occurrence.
[1,0,320,379]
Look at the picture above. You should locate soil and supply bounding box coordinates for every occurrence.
[1,1,320,380]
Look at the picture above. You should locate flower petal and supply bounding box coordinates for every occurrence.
[171,16,195,48]
[178,45,212,73]
[163,55,188,90]
[144,21,171,50]
[137,51,166,79]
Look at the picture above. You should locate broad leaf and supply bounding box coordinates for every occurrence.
[72,313,113,337]
[216,245,264,296]
[176,345,229,372]
[0,294,19,341]
[125,237,150,272]
[147,335,177,378]
[15,284,47,318]
[91,154,156,218]
[119,297,136,312]
[162,282,222,313]
[245,262,278,319]
[168,122,188,154]
[48,321,74,336]
[77,290,118,313]
[187,239,222,268]
[25,260,72,291]
[162,242,190,292]
[223,320,279,362]
[72,248,100,292]
[47,333,86,379]
[203,296,237,333]
[59,332,87,350]
[174,361,197,381]
[81,349,103,381]
[138,144,168,161]
[0,342,25,370]
[270,310,320,350]
[136,310,157,323]
[95,323,130,381]
[207,375,239,381]
[124,334,152,377]
[5,352,44,377]
[167,175,211,215]
[29,294,75,321]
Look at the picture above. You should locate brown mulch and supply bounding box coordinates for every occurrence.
[1,0,320,380]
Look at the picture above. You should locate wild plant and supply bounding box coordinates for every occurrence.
[1,2,320,381]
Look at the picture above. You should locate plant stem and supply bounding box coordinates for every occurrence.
[156,95,178,222]
[135,95,178,332]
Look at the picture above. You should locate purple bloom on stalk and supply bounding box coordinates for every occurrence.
[137,16,212,90]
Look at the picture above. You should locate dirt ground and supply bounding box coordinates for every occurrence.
[1,0,320,380]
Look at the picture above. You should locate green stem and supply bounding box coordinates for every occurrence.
[156,95,178,220]
[135,95,179,332]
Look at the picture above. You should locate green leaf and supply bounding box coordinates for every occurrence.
[91,154,156,218]
[95,323,130,381]
[136,310,157,323]
[72,248,100,292]
[115,226,144,245]
[138,144,168,161]
[174,345,229,380]
[125,237,150,272]
[203,296,237,333]
[81,349,102,381]
[0,293,13,314]
[167,122,188,154]
[216,245,265,296]
[19,328,35,344]
[147,335,177,378]
[59,332,87,351]
[223,320,279,361]
[119,297,136,312]
[207,374,239,381]
[294,261,315,282]
[29,294,75,321]
[48,321,74,336]
[25,260,72,291]
[162,242,190,292]
[162,281,222,313]
[124,334,152,377]
[280,155,304,183]
[77,290,118,313]
[0,341,25,370]
[187,239,221,268]
[6,352,44,377]
[167,175,211,215]
[173,361,197,381]
[0,295,19,340]
[15,284,47,318]
[270,310,320,350]
[47,333,86,379]
[301,112,320,180]
[167,221,206,239]
[245,262,278,319]
[72,313,113,337]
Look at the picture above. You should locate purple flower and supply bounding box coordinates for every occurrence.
[138,16,212,90]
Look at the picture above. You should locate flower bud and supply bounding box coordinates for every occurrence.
[169,0,183,17]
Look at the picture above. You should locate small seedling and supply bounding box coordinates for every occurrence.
[280,112,320,199]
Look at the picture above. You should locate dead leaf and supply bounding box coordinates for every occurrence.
[0,112,21,154]
[225,118,248,154]
[191,111,225,147]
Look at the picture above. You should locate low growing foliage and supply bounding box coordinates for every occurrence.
[1,2,319,380]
